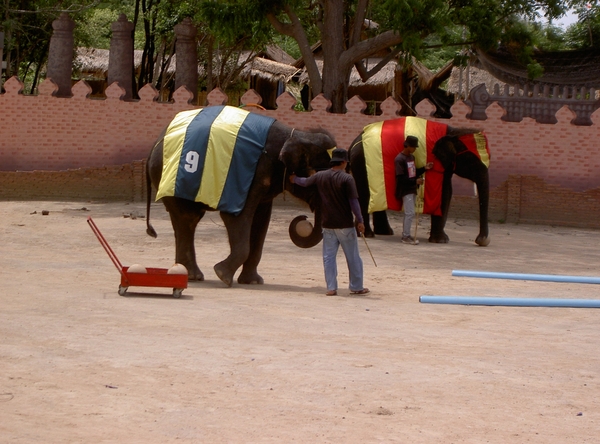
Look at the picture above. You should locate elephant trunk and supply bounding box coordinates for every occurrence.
[475,171,490,246]
[289,206,323,248]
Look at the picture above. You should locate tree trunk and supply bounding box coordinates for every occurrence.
[395,64,415,116]
[320,0,348,113]
[206,34,214,97]
[30,46,48,94]
[269,2,406,114]
[323,71,350,113]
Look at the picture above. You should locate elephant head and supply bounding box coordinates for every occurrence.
[348,116,491,246]
[279,129,335,248]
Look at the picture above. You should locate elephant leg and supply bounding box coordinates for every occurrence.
[429,174,452,244]
[361,203,375,238]
[213,211,253,287]
[237,201,273,284]
[475,172,490,246]
[372,210,394,235]
[164,198,205,280]
[349,145,375,237]
[429,215,449,243]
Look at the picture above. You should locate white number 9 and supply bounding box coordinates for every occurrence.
[184,151,199,173]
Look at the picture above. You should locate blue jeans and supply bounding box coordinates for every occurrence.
[322,227,364,292]
[402,193,416,237]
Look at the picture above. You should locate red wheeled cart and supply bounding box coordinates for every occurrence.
[87,216,188,298]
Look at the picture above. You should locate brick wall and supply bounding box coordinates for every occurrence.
[0,161,146,202]
[1,76,599,228]
[450,175,600,229]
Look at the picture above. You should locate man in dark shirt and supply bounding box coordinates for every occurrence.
[395,136,433,245]
[290,148,370,296]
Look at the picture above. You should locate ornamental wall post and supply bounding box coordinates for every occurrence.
[0,31,5,92]
[174,18,198,104]
[108,14,134,101]
[46,13,75,97]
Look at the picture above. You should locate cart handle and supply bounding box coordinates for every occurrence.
[87,216,126,278]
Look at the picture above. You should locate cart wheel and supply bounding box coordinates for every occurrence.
[118,286,128,296]
[172,288,183,298]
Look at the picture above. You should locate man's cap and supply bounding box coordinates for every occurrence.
[330,148,349,163]
[404,135,419,148]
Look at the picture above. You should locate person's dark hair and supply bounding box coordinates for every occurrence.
[404,135,419,148]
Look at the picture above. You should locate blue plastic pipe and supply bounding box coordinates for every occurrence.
[419,296,600,308]
[452,270,600,284]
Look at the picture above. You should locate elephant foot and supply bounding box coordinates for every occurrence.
[428,232,450,243]
[476,234,490,246]
[214,262,234,287]
[179,262,204,281]
[374,227,394,235]
[238,270,264,285]
[188,266,204,281]
[363,228,375,238]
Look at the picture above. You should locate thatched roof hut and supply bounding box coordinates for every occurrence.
[74,48,164,79]
[261,45,296,65]
[240,57,299,109]
[296,58,397,102]
[447,65,501,97]
[240,57,299,83]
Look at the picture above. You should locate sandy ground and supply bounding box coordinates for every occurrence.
[1,198,599,443]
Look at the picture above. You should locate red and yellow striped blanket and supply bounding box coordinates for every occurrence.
[361,116,489,216]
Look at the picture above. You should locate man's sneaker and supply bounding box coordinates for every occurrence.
[401,236,419,245]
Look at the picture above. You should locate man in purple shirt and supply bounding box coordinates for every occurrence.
[290,148,370,296]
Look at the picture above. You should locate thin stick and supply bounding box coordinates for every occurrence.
[413,210,419,245]
[414,185,424,245]
[360,232,377,267]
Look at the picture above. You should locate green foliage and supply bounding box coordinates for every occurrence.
[421,28,467,71]
[3,0,597,105]
[532,22,569,51]
[77,4,147,50]
[1,0,101,92]
[564,4,600,48]
[271,34,301,59]
[198,0,275,47]
[526,61,544,78]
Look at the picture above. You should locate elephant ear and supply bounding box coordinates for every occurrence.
[431,136,459,170]
[279,133,333,176]
[279,136,309,173]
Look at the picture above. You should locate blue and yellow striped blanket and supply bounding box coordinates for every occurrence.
[156,106,276,215]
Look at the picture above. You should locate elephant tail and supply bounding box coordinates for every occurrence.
[145,161,158,238]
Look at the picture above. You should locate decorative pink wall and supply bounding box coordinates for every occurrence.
[1,75,600,194]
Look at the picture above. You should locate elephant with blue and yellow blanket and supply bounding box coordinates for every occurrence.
[146,105,337,286]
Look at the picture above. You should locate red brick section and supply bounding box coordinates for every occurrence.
[1,76,600,228]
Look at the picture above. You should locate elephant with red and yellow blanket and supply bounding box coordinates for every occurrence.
[349,116,491,246]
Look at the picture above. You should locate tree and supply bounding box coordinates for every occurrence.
[564,3,600,48]
[1,0,100,93]
[133,0,276,101]
[202,0,587,113]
